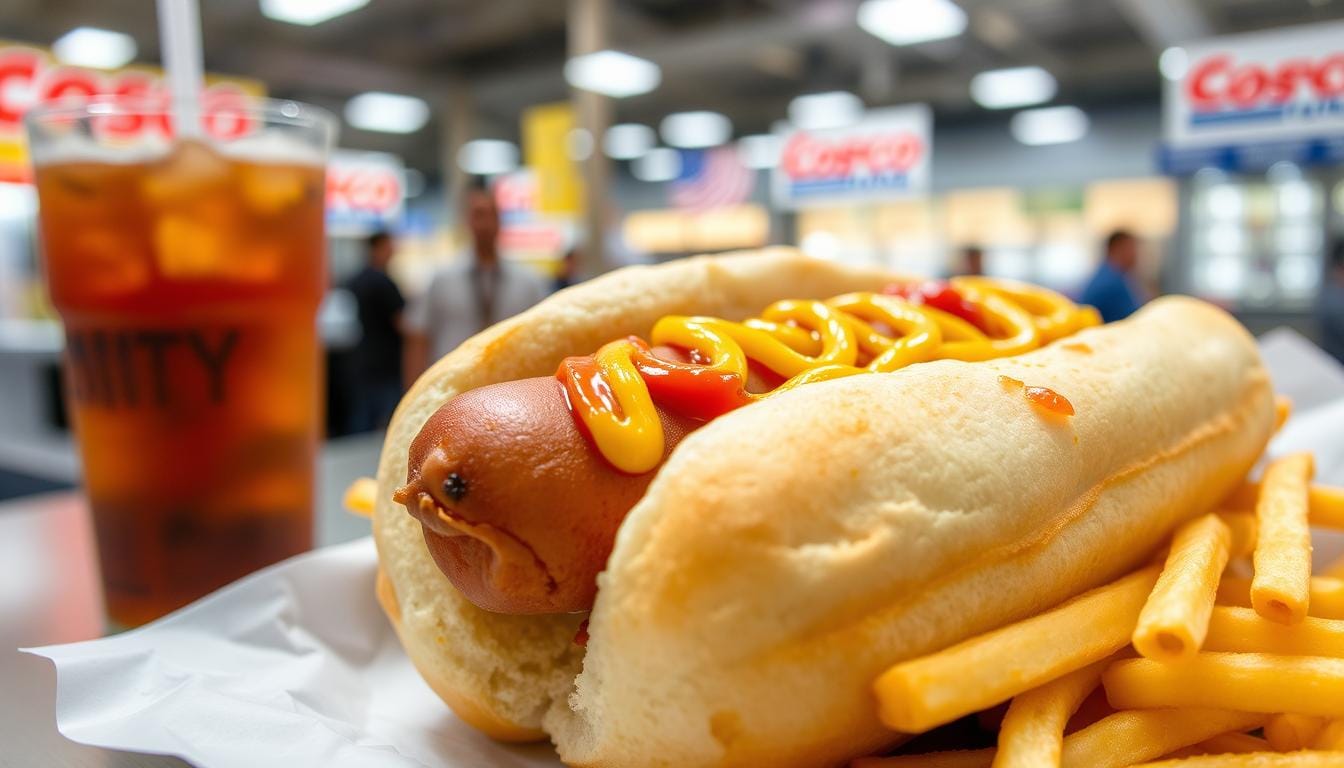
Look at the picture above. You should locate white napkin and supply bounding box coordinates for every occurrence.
[27,332,1344,767]
[28,538,561,768]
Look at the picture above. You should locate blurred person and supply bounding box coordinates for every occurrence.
[344,230,406,432]
[1318,239,1344,364]
[958,246,984,276]
[1079,230,1145,323]
[554,247,579,292]
[404,177,549,379]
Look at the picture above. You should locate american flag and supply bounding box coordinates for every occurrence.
[668,147,756,211]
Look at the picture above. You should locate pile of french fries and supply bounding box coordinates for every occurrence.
[860,448,1344,768]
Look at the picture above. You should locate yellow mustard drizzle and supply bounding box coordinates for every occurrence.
[559,278,1099,474]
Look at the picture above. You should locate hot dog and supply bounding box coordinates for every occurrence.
[396,278,1091,615]
[371,249,1273,767]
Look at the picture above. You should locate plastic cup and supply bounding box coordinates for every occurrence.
[26,98,337,627]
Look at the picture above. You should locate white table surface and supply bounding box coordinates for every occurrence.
[0,433,384,768]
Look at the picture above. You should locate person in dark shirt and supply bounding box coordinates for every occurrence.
[344,231,406,432]
[958,245,984,276]
[1317,239,1344,364]
[554,247,579,293]
[1080,230,1145,323]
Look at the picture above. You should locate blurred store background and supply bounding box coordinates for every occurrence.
[2,0,1344,497]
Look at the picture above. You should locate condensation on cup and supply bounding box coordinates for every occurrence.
[26,97,336,627]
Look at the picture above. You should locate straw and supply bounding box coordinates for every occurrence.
[156,0,204,139]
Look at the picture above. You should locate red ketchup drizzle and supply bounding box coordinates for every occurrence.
[882,280,989,333]
[627,338,752,421]
[555,336,753,439]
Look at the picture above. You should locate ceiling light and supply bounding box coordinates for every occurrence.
[788,91,864,131]
[858,0,967,47]
[604,123,655,160]
[970,66,1057,110]
[1009,106,1089,146]
[659,111,732,149]
[261,0,369,26]
[738,134,781,169]
[1159,47,1189,81]
[52,27,137,70]
[564,50,661,98]
[632,148,681,182]
[343,92,430,134]
[456,139,519,176]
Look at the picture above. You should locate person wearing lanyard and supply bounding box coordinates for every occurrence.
[403,178,549,381]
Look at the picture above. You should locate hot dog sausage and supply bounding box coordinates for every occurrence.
[394,346,784,614]
[393,366,694,614]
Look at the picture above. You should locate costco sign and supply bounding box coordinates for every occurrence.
[0,41,263,183]
[1165,21,1344,147]
[772,104,931,209]
[326,150,404,234]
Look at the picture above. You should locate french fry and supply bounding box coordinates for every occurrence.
[1133,515,1231,660]
[343,477,378,517]
[851,749,993,768]
[1065,685,1114,732]
[1189,732,1273,755]
[853,710,1265,768]
[1252,454,1314,625]
[991,661,1106,768]
[1221,513,1259,559]
[1216,577,1344,620]
[1306,485,1344,530]
[1223,479,1344,527]
[1313,719,1344,750]
[1264,714,1327,751]
[1058,709,1265,768]
[1275,395,1292,432]
[1131,752,1344,767]
[1202,607,1344,657]
[874,566,1160,733]
[1103,653,1344,718]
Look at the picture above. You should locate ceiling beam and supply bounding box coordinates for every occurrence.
[967,5,1069,73]
[212,45,452,99]
[1111,0,1215,48]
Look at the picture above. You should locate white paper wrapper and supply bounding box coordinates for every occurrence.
[29,537,561,768]
[27,330,1344,768]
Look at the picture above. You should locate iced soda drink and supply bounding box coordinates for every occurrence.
[29,103,332,627]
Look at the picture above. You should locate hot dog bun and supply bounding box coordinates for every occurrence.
[371,249,1273,766]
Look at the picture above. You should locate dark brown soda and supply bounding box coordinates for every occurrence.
[35,143,325,626]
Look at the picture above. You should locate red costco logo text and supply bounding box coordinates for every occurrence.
[1186,52,1344,110]
[781,131,923,180]
[327,166,401,213]
[0,46,255,139]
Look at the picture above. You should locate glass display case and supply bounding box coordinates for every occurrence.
[1183,163,1329,311]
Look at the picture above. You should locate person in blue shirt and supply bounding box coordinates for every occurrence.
[1317,239,1344,364]
[1080,230,1144,323]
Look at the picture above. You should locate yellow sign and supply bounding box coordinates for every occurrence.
[0,41,265,183]
[521,102,582,215]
